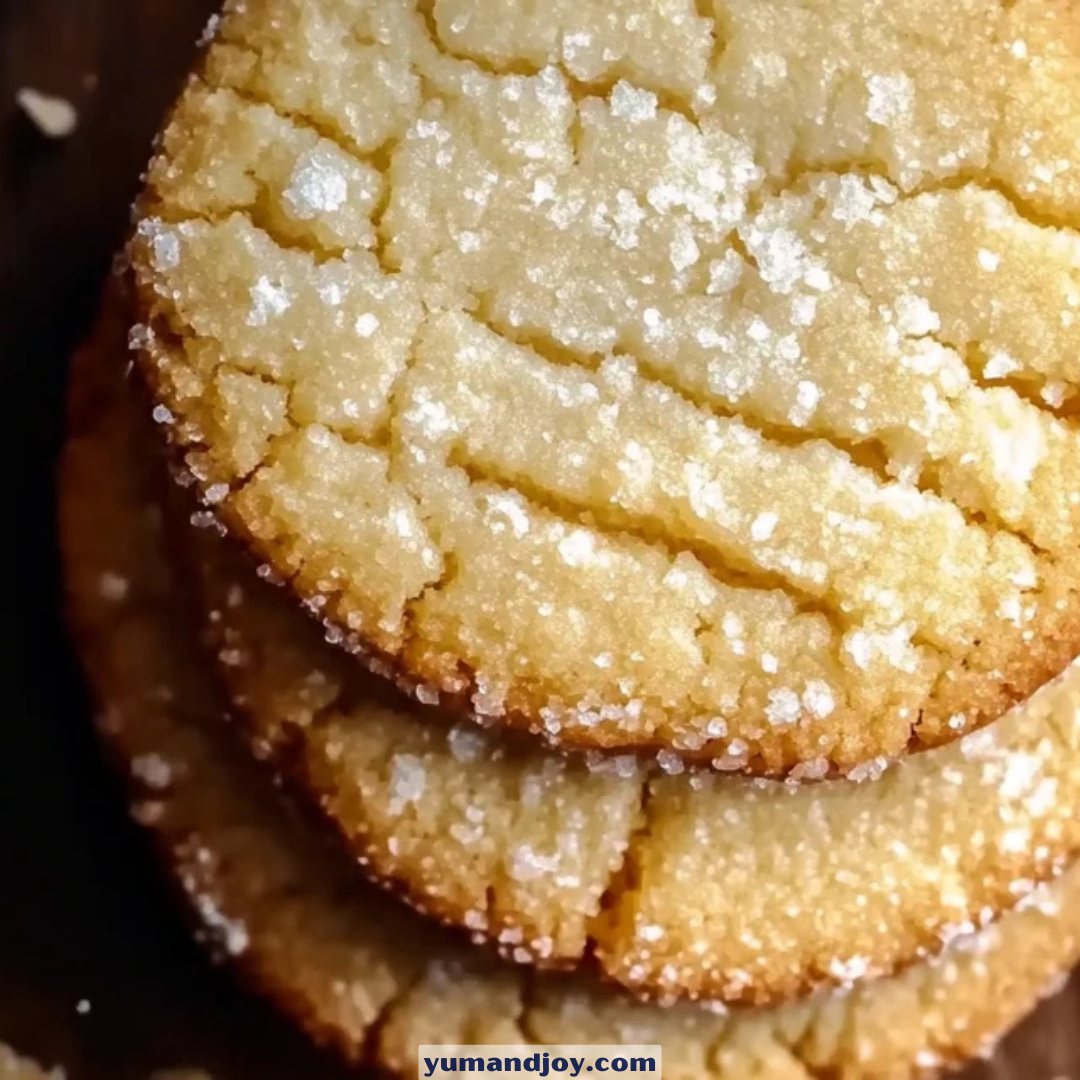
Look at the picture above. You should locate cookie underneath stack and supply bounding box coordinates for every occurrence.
[60,289,1080,1078]
[61,0,1080,1073]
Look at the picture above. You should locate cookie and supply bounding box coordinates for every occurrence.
[62,293,1080,1080]
[129,0,1080,771]
[84,291,1080,1007]
[0,1045,61,1080]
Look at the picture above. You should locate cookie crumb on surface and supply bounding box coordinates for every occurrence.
[15,87,78,138]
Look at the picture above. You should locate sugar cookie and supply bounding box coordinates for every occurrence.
[130,0,1080,769]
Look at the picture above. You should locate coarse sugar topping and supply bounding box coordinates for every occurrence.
[130,0,1080,769]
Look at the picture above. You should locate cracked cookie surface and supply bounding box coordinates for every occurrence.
[86,291,1080,1004]
[131,0,1080,770]
[62,292,1080,1080]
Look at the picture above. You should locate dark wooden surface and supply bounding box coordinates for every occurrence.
[0,1,1076,1075]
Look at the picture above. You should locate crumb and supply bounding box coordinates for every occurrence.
[16,87,78,138]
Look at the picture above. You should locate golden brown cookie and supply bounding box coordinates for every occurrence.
[61,289,1080,1080]
[129,0,1080,771]
[87,291,1080,1005]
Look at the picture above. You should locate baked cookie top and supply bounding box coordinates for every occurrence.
[131,0,1080,769]
[61,297,1080,1080]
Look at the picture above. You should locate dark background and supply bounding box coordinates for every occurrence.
[0,0,1075,1076]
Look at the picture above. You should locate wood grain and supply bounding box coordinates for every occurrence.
[0,0,1075,1075]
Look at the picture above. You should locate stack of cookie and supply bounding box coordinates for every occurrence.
[60,0,1080,1074]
